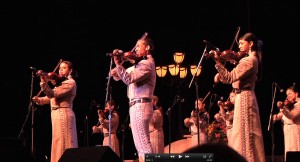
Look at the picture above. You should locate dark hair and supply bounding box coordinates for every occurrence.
[142,37,155,52]
[288,83,299,94]
[183,143,247,162]
[62,60,78,78]
[240,33,258,51]
[62,60,73,70]
[240,32,263,82]
[106,99,118,110]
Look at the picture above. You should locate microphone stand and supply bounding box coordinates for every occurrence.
[166,95,180,153]
[84,101,94,147]
[189,45,207,88]
[187,45,207,147]
[105,56,114,148]
[268,84,277,162]
[197,91,211,146]
[195,81,200,146]
[205,94,217,144]
[18,68,36,157]
[117,113,130,161]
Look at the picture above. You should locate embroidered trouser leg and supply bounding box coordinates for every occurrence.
[130,102,153,160]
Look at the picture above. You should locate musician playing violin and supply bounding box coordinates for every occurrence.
[214,91,235,146]
[32,61,78,162]
[110,36,155,162]
[92,100,120,157]
[210,32,265,162]
[36,70,67,87]
[273,83,300,161]
[184,98,209,146]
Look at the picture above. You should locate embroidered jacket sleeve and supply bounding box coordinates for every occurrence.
[114,56,156,99]
[114,59,152,85]
[111,68,121,81]
[40,78,76,108]
[215,55,258,89]
[40,79,76,99]
[36,95,51,105]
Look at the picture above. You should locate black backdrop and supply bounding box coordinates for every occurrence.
[1,0,299,161]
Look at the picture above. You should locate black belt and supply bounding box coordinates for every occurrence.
[233,87,252,94]
[51,107,69,110]
[129,97,152,107]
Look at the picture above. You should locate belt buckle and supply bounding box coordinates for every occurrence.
[234,89,242,94]
[129,98,141,107]
[129,98,151,107]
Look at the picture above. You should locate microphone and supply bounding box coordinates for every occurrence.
[30,66,37,72]
[106,50,123,57]
[203,40,219,51]
[166,95,184,116]
[273,82,284,93]
[91,100,100,108]
[213,94,224,101]
[175,95,185,102]
[180,98,185,103]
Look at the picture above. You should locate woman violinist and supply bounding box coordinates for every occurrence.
[184,98,209,146]
[214,91,235,146]
[92,100,120,157]
[32,60,78,162]
[210,32,265,162]
[272,83,300,161]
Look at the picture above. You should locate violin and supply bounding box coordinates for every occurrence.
[122,51,145,62]
[111,51,144,64]
[278,99,297,110]
[284,99,297,110]
[111,32,149,64]
[218,100,234,111]
[36,70,67,86]
[206,27,247,65]
[98,109,110,119]
[208,50,248,65]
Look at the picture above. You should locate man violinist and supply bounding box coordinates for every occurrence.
[110,36,156,162]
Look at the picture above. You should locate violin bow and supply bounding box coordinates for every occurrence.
[222,27,240,67]
[130,32,148,52]
[230,26,240,51]
[202,91,211,103]
[35,59,63,97]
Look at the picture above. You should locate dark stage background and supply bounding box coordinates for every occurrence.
[1,0,299,161]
